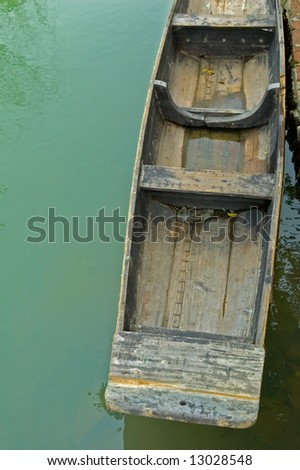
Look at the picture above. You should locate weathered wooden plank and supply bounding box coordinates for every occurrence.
[173,14,276,29]
[168,52,199,107]
[243,54,269,109]
[194,57,244,109]
[180,217,231,333]
[243,128,270,174]
[184,128,244,172]
[155,122,184,167]
[109,332,265,399]
[134,202,175,329]
[140,165,275,200]
[222,210,264,338]
[163,222,192,329]
[186,0,271,16]
[105,381,260,428]
[155,53,199,167]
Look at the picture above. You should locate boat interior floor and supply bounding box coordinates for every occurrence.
[128,198,266,342]
[124,0,278,345]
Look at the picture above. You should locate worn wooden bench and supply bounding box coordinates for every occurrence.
[140,165,275,200]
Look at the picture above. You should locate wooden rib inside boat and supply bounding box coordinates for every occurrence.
[105,0,285,428]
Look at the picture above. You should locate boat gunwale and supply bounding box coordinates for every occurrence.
[114,0,178,332]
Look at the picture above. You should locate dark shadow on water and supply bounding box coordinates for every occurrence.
[123,416,265,450]
[286,116,300,189]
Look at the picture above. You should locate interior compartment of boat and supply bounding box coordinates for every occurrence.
[121,0,279,344]
[140,0,279,174]
[124,190,271,342]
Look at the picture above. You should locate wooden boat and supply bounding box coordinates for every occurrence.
[105,0,285,428]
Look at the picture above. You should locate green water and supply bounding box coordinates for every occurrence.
[0,0,299,450]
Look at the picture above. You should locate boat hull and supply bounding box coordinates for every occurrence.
[105,0,285,428]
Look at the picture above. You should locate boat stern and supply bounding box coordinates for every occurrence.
[105,331,265,428]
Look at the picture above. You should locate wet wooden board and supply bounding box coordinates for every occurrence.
[140,165,275,199]
[109,332,265,399]
[106,380,261,428]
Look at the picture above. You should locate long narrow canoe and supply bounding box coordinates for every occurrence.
[105,0,285,428]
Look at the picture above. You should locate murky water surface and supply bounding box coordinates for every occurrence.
[0,0,299,449]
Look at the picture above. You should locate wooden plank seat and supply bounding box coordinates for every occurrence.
[154,80,280,129]
[172,14,277,29]
[106,331,265,427]
[140,165,275,200]
[172,14,276,56]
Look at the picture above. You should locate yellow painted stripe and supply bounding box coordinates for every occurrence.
[109,376,259,401]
